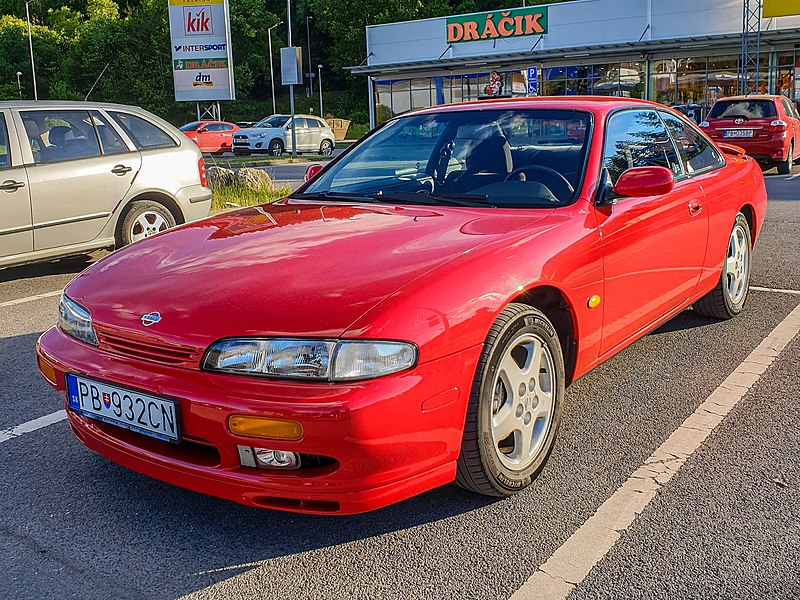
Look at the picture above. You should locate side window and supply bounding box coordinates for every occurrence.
[222,124,235,131]
[0,114,10,169]
[90,111,129,155]
[206,123,224,132]
[108,112,176,149]
[660,112,724,174]
[307,119,320,128]
[291,118,307,129]
[602,110,682,184]
[781,98,798,120]
[20,110,101,164]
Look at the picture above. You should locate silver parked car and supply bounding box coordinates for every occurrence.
[0,101,212,270]
[232,114,336,157]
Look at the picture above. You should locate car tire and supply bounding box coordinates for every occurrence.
[777,142,793,175]
[269,140,284,157]
[455,303,565,497]
[319,139,334,156]
[693,213,752,320]
[117,200,176,248]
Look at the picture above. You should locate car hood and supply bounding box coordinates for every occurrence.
[66,200,553,347]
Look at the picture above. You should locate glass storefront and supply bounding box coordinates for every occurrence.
[374,52,800,125]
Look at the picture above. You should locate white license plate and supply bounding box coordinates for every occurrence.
[724,130,754,138]
[66,374,180,443]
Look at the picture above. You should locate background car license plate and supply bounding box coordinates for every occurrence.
[724,130,754,138]
[66,374,179,443]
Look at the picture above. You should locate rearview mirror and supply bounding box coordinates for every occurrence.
[304,164,324,182]
[612,166,675,198]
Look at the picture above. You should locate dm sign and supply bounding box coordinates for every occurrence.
[447,6,548,44]
[168,0,235,101]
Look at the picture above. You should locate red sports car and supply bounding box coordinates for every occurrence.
[179,120,239,154]
[37,97,767,515]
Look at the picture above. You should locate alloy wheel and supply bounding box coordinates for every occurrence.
[725,223,750,305]
[130,211,169,243]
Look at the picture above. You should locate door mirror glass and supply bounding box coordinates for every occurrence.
[612,166,675,198]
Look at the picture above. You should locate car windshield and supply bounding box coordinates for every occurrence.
[254,116,289,128]
[179,122,201,131]
[708,100,777,120]
[299,109,591,207]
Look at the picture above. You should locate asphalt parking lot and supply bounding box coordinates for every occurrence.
[1,171,798,600]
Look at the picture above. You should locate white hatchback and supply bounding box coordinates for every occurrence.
[233,114,336,157]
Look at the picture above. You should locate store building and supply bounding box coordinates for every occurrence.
[348,0,800,127]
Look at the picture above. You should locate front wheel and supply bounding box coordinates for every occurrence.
[693,213,752,319]
[777,142,793,175]
[455,303,565,497]
[117,200,176,247]
[269,140,284,157]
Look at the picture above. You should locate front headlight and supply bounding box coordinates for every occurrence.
[203,338,417,381]
[253,132,268,138]
[58,293,98,346]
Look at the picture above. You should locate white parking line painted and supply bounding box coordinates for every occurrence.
[0,290,62,308]
[0,410,67,444]
[750,285,800,296]
[511,302,800,600]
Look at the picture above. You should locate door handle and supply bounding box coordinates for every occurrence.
[0,179,25,192]
[111,165,133,176]
[688,201,703,217]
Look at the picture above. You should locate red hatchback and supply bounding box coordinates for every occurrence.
[179,120,239,155]
[701,94,800,173]
[37,97,767,515]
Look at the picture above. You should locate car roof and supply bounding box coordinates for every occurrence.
[713,95,782,101]
[0,100,145,110]
[412,95,667,118]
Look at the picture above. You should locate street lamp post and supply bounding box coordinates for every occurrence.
[267,20,282,115]
[306,15,313,97]
[317,64,323,117]
[25,1,38,100]
[16,71,22,99]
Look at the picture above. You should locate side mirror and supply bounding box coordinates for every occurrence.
[304,164,324,182]
[197,127,207,133]
[612,166,675,198]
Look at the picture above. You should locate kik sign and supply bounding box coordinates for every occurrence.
[447,6,548,44]
[168,0,234,101]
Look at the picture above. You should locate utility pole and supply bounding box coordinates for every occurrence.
[318,65,323,117]
[306,16,314,97]
[268,21,282,115]
[287,0,297,158]
[25,1,38,100]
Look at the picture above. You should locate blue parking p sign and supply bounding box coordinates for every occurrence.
[527,67,538,95]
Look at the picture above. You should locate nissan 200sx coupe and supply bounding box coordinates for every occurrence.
[37,97,766,515]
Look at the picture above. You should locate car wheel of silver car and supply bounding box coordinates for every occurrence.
[777,142,794,175]
[455,303,565,497]
[694,213,752,319]
[118,200,176,247]
[269,140,284,157]
[319,140,333,156]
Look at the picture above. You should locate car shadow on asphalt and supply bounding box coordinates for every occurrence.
[0,254,96,284]
[649,308,718,335]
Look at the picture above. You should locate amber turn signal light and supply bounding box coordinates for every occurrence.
[37,353,58,386]
[228,415,304,441]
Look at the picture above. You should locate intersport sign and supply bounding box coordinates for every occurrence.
[446,6,548,44]
[168,0,235,101]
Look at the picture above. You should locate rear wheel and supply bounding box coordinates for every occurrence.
[777,142,793,175]
[319,139,333,156]
[693,213,752,319]
[117,200,176,247]
[455,303,565,497]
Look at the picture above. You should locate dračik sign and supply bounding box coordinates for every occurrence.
[447,6,548,44]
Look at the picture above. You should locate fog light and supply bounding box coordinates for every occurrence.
[255,448,299,469]
[229,415,303,440]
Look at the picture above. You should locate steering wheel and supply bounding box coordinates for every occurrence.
[505,165,575,199]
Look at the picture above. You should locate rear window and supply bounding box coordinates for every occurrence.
[708,100,777,120]
[109,112,177,149]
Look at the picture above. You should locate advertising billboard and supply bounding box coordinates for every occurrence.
[763,0,800,18]
[168,0,235,101]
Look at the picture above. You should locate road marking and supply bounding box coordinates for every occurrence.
[0,290,62,308]
[511,302,800,600]
[750,285,800,296]
[0,410,67,444]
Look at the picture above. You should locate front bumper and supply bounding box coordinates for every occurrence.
[36,327,480,515]
[232,137,274,152]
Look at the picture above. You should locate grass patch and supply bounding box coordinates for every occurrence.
[210,184,292,211]
[347,123,370,139]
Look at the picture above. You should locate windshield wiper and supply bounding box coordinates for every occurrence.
[374,190,489,207]
[296,190,374,202]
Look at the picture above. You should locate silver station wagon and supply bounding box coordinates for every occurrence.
[0,101,212,269]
